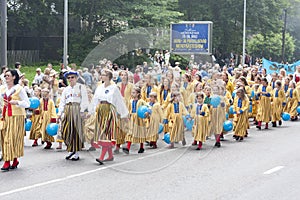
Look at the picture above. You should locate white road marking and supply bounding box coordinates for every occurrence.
[263,166,285,175]
[0,147,179,197]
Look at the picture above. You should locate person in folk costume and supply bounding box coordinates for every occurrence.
[158,78,172,109]
[110,70,133,154]
[55,87,65,149]
[181,73,194,108]
[158,78,172,135]
[222,72,234,94]
[293,65,300,84]
[38,88,57,149]
[219,84,234,139]
[82,88,97,151]
[190,92,209,150]
[163,92,188,148]
[146,92,164,149]
[269,72,278,90]
[239,76,252,98]
[0,69,30,171]
[271,80,285,127]
[188,82,204,111]
[141,74,158,102]
[286,81,299,121]
[91,69,129,165]
[256,78,272,130]
[118,70,134,106]
[29,87,42,147]
[233,88,249,141]
[57,71,88,161]
[123,87,148,154]
[209,82,226,147]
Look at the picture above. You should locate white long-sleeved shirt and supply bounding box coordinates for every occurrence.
[3,84,30,108]
[91,84,129,118]
[58,83,88,115]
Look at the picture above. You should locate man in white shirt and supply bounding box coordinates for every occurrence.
[32,68,44,86]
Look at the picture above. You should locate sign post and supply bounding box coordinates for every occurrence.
[170,21,213,55]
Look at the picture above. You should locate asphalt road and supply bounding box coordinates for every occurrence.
[1,120,300,200]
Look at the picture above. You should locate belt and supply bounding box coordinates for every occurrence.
[66,102,80,105]
[100,101,110,104]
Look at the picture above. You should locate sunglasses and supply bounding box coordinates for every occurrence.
[67,76,76,79]
[4,75,10,78]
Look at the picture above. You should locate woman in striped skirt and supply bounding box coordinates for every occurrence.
[91,69,129,165]
[57,71,88,161]
[1,69,30,171]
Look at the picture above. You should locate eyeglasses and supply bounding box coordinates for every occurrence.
[67,76,76,79]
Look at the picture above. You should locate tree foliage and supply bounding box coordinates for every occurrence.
[5,0,300,65]
[248,32,295,62]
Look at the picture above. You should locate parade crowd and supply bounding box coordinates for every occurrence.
[1,52,300,171]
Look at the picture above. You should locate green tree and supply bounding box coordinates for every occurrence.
[247,32,295,62]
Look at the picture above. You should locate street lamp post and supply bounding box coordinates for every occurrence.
[281,9,287,63]
[63,0,68,68]
[1,0,7,66]
[242,0,246,66]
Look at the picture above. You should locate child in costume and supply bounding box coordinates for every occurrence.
[271,80,285,126]
[29,87,42,147]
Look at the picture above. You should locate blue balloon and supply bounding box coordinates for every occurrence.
[232,91,236,98]
[137,106,149,119]
[223,120,233,132]
[225,113,229,120]
[163,133,171,144]
[158,123,163,134]
[251,90,255,98]
[211,95,221,108]
[56,107,59,114]
[29,97,40,109]
[186,119,194,131]
[297,106,300,114]
[249,105,253,113]
[25,119,32,131]
[46,123,59,136]
[229,106,234,115]
[281,112,291,121]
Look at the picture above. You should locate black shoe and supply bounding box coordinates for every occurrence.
[272,122,276,127]
[96,158,104,165]
[233,135,237,139]
[65,152,75,160]
[245,132,248,137]
[256,125,261,130]
[1,166,9,171]
[214,142,221,148]
[122,148,129,154]
[239,137,244,141]
[71,157,80,161]
[138,148,144,153]
[88,146,96,151]
[196,147,201,150]
[279,120,282,126]
[235,136,240,141]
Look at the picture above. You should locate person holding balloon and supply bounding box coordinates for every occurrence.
[146,92,164,149]
[256,78,272,130]
[123,87,148,154]
[233,88,249,141]
[91,69,129,164]
[39,88,57,149]
[271,80,285,127]
[29,87,42,147]
[141,74,158,102]
[163,91,188,148]
[286,81,299,121]
[190,92,209,150]
[58,70,88,161]
[0,69,30,171]
[209,82,226,147]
